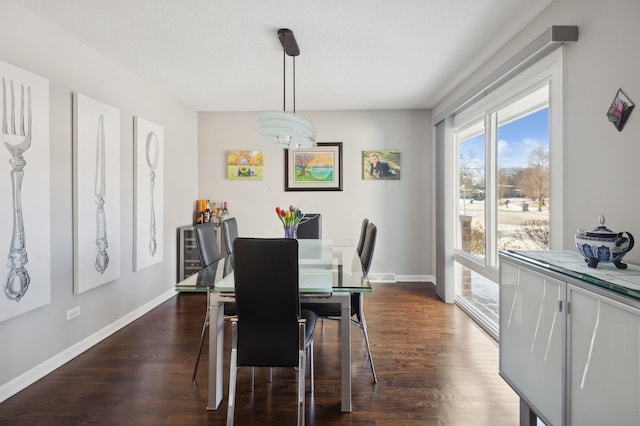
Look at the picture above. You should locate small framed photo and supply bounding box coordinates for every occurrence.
[363,150,401,180]
[227,150,263,180]
[607,88,634,131]
[285,142,343,191]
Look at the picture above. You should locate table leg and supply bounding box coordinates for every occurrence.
[519,398,537,426]
[340,293,352,412]
[207,295,225,410]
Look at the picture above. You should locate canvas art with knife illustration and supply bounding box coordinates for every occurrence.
[73,93,121,294]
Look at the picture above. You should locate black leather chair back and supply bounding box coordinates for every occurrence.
[233,238,300,367]
[356,218,370,256]
[221,218,238,254]
[360,222,377,276]
[351,222,377,320]
[194,223,222,267]
[297,214,322,239]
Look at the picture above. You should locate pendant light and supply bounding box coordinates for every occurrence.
[258,28,316,149]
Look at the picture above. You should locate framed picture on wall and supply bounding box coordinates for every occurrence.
[285,142,343,191]
[73,93,121,294]
[606,88,634,131]
[362,150,401,180]
[133,116,164,272]
[227,150,263,180]
[0,60,51,321]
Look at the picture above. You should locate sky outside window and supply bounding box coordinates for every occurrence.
[459,108,549,169]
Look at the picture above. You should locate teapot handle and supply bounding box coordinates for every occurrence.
[620,232,635,253]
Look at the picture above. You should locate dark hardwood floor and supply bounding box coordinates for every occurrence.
[0,283,519,425]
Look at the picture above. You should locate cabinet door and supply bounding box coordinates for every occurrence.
[500,260,564,425]
[569,286,640,425]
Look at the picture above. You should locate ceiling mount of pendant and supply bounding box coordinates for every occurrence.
[278,28,300,57]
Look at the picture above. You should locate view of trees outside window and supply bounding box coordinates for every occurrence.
[497,107,550,252]
[458,107,550,259]
[458,130,486,257]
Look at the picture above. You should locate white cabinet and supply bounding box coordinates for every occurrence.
[568,285,640,426]
[500,251,640,426]
[500,260,564,426]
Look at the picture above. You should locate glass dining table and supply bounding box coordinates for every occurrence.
[175,238,372,413]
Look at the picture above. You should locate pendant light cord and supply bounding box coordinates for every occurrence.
[281,32,297,114]
[282,38,286,112]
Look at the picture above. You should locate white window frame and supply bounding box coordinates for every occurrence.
[451,49,564,286]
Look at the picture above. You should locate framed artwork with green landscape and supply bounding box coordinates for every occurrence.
[285,142,343,191]
[227,150,263,180]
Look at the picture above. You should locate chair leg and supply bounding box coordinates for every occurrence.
[227,320,239,426]
[309,341,314,393]
[192,308,209,381]
[251,367,256,392]
[357,295,378,384]
[361,321,377,383]
[298,320,306,426]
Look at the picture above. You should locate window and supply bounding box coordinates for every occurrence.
[449,50,563,338]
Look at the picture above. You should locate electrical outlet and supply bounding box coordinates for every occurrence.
[66,306,80,320]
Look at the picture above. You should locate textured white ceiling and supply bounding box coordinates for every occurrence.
[15,0,553,111]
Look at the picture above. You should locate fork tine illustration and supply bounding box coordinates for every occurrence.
[11,80,15,135]
[2,78,7,134]
[3,77,32,301]
[20,84,24,137]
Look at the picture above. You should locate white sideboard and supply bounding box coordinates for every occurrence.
[499,250,640,426]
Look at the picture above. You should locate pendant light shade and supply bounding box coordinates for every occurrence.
[258,111,315,149]
[258,29,316,149]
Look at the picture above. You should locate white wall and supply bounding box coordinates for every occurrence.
[0,1,198,396]
[434,0,640,265]
[198,109,432,278]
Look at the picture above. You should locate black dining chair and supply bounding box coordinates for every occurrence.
[221,217,238,273]
[300,221,378,383]
[351,222,378,383]
[192,223,224,381]
[194,223,223,266]
[227,238,317,426]
[221,217,238,255]
[356,218,370,256]
[297,213,322,239]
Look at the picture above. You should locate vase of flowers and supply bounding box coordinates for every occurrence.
[275,205,302,239]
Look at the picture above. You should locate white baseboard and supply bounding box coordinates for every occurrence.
[367,272,396,283]
[368,274,435,283]
[397,274,435,283]
[0,288,177,403]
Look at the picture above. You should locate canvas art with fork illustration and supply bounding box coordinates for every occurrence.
[134,116,164,272]
[0,60,50,323]
[73,93,121,294]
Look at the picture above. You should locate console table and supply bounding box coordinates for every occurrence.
[499,250,640,426]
